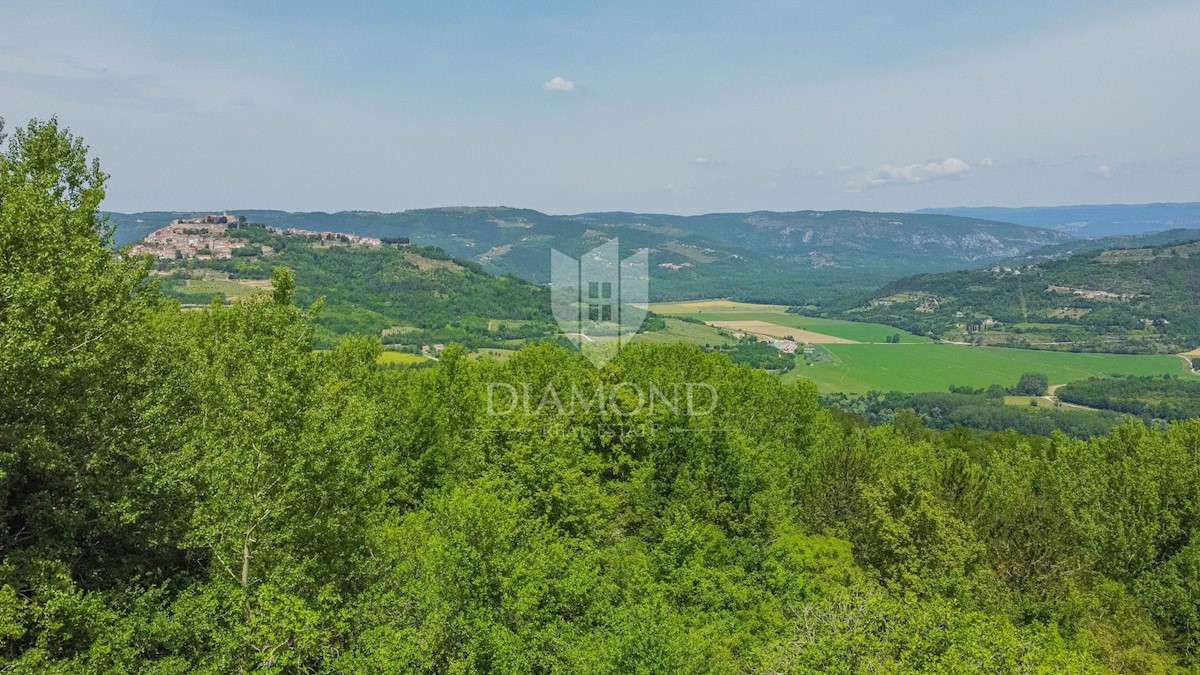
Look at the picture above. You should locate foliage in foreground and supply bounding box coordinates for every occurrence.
[5,118,1200,672]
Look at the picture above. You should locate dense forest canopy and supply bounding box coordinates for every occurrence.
[6,119,1200,672]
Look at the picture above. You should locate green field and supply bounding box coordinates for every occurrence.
[377,351,430,365]
[786,343,1197,394]
[1004,396,1047,407]
[648,300,788,313]
[317,349,432,366]
[469,348,518,362]
[181,278,269,298]
[688,312,929,343]
[632,318,737,346]
[651,301,930,344]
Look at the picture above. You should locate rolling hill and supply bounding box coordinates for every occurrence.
[833,236,1200,353]
[149,224,558,349]
[110,207,1072,305]
[1003,228,1200,263]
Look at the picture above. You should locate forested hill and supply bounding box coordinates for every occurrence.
[918,202,1200,238]
[836,236,1200,353]
[10,119,1200,670]
[108,207,1071,306]
[573,209,1070,268]
[1005,227,1200,264]
[151,225,556,349]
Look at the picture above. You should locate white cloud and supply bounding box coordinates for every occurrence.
[845,157,970,192]
[687,156,728,167]
[1093,164,1114,178]
[979,157,995,167]
[542,76,576,92]
[688,156,710,165]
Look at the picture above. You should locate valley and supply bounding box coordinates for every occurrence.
[646,300,1198,394]
[109,207,1073,308]
[143,216,1200,416]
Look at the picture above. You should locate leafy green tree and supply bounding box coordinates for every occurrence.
[0,117,173,595]
[1014,371,1049,396]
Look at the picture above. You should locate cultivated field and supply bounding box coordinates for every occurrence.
[468,348,519,362]
[649,301,931,343]
[376,351,430,365]
[787,343,1197,394]
[647,300,789,313]
[173,277,273,301]
[646,300,1200,394]
[706,320,858,344]
[632,318,737,346]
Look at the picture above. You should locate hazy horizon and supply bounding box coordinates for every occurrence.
[98,200,1200,219]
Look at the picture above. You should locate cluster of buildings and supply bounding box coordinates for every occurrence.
[765,337,798,354]
[265,227,382,248]
[129,222,257,260]
[657,262,693,271]
[129,214,384,261]
[1045,285,1136,301]
[178,211,241,226]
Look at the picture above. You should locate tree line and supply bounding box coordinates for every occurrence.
[1057,375,1200,422]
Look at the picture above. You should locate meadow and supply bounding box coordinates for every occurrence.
[631,317,737,346]
[649,300,931,343]
[317,349,430,365]
[377,351,430,365]
[788,343,1196,394]
[161,276,273,303]
[649,301,1198,394]
[467,347,519,362]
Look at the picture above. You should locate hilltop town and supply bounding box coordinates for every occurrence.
[130,213,384,260]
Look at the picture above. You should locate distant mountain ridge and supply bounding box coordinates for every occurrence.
[107,207,1072,304]
[572,210,1071,267]
[917,202,1200,238]
[1005,228,1200,264]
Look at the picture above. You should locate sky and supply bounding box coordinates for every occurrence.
[3,0,1199,215]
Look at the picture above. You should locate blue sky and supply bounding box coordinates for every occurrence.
[3,1,1198,214]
